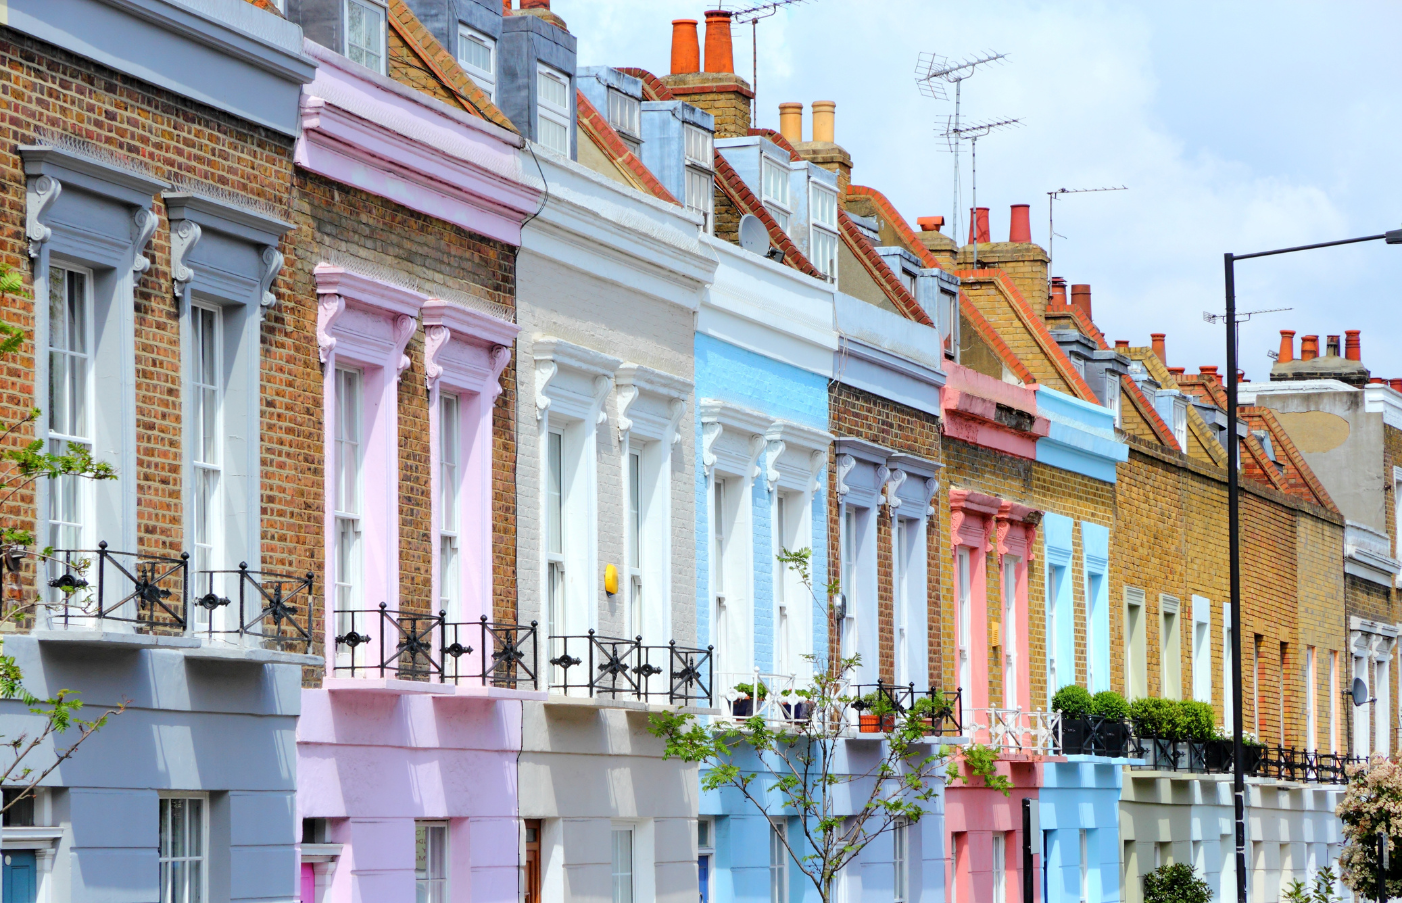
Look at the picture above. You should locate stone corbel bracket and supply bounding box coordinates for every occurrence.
[130,208,158,274]
[762,424,787,494]
[25,175,61,258]
[170,219,202,300]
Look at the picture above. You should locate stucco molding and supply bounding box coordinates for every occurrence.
[258,247,285,314]
[169,218,202,298]
[129,208,158,274]
[533,337,620,428]
[25,174,61,258]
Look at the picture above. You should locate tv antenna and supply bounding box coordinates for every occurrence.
[723,0,812,130]
[916,50,1007,243]
[942,117,1022,268]
[1046,185,1127,299]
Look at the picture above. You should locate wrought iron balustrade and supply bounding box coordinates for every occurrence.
[1127,735,1363,784]
[971,708,1062,755]
[195,564,314,653]
[334,604,540,689]
[636,642,713,706]
[44,543,189,634]
[547,632,713,703]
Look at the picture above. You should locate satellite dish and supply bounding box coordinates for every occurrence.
[738,214,769,256]
[1352,676,1370,707]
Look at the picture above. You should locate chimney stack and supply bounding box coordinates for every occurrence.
[1168,366,1186,380]
[1115,339,1130,350]
[1346,330,1362,362]
[967,207,990,245]
[1009,204,1032,243]
[1151,333,1167,365]
[670,20,700,74]
[703,10,734,73]
[917,216,945,233]
[1301,335,1319,361]
[778,102,802,143]
[1277,330,1295,364]
[1050,277,1068,308]
[1199,365,1220,381]
[1070,284,1092,320]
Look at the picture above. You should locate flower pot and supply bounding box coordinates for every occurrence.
[859,713,896,733]
[783,702,812,722]
[731,697,753,717]
[1092,719,1130,757]
[1244,745,1266,776]
[1060,715,1092,754]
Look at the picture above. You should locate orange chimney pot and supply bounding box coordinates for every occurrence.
[670,20,700,74]
[1199,366,1219,381]
[703,10,735,74]
[967,207,990,245]
[917,216,945,233]
[1050,277,1068,308]
[521,0,549,7]
[1390,378,1402,392]
[1070,284,1092,320]
[811,101,836,143]
[1115,340,1130,350]
[1345,330,1362,362]
[1151,333,1167,364]
[1301,335,1318,361]
[1168,366,1186,379]
[1009,204,1031,243]
[1277,330,1295,364]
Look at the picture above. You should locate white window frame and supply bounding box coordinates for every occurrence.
[438,392,461,618]
[344,0,388,76]
[1161,595,1182,698]
[835,440,889,689]
[456,24,496,102]
[992,833,1007,903]
[333,365,364,664]
[536,63,572,156]
[612,824,635,903]
[1003,555,1020,709]
[684,126,714,232]
[1329,648,1339,754]
[189,301,223,629]
[1172,397,1188,450]
[1046,561,1068,700]
[535,340,620,674]
[159,793,209,903]
[316,265,423,664]
[45,263,95,561]
[957,547,973,722]
[423,300,516,630]
[1223,602,1234,729]
[416,820,449,903]
[1192,595,1212,704]
[893,822,909,903]
[769,818,789,903]
[1125,587,1147,699]
[607,88,642,143]
[761,155,792,232]
[809,182,839,281]
[1080,829,1091,903]
[1306,644,1318,752]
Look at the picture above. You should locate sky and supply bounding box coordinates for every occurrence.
[552,0,1402,382]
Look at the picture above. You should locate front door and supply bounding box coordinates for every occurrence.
[3,851,37,903]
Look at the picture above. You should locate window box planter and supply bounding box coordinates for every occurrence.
[1061,715,1132,757]
[858,713,897,733]
[730,697,754,718]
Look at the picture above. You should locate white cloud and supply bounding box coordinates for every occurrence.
[554,0,1402,380]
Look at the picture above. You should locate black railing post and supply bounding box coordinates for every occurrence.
[96,541,108,625]
[378,602,388,679]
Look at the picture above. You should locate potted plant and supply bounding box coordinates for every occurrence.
[856,690,897,733]
[779,688,812,721]
[910,693,955,736]
[1129,697,1184,769]
[1052,684,1095,754]
[1242,731,1267,775]
[731,681,767,718]
[1089,690,1131,757]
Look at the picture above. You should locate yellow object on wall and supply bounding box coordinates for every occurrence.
[604,563,619,595]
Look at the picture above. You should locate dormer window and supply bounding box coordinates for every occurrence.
[942,290,959,361]
[457,25,496,102]
[1105,374,1122,428]
[345,0,387,75]
[684,125,714,232]
[537,64,571,156]
[1172,398,1188,449]
[809,183,838,280]
[761,156,791,231]
[608,89,642,154]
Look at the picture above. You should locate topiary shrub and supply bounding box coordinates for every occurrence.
[1091,690,1130,721]
[1177,700,1216,741]
[1129,697,1182,739]
[1051,684,1093,718]
[1143,863,1212,903]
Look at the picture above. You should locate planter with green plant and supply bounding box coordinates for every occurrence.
[1051,684,1094,753]
[1089,690,1132,756]
[778,688,812,722]
[731,681,768,718]
[1129,697,1186,768]
[910,693,955,736]
[855,690,897,733]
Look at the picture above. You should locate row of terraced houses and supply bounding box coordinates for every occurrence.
[1,2,1399,903]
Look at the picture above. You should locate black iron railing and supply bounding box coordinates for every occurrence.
[850,682,963,736]
[195,564,315,653]
[333,604,539,689]
[1127,734,1364,784]
[548,631,713,705]
[48,543,188,634]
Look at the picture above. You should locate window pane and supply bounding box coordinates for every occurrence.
[628,452,641,567]
[440,395,459,533]
[608,89,641,137]
[612,828,634,903]
[810,230,838,279]
[346,0,385,72]
[547,432,563,555]
[762,157,790,208]
[538,115,569,155]
[459,31,492,72]
[538,69,568,110]
[685,125,713,166]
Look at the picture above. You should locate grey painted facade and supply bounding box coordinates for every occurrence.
[499,13,577,158]
[0,634,307,903]
[399,0,501,63]
[640,100,715,209]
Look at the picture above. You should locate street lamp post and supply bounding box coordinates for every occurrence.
[1223,226,1402,903]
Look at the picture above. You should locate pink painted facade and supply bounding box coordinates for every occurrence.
[293,39,542,903]
[945,761,1045,903]
[940,361,1049,458]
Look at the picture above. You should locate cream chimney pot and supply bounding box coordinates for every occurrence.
[778,103,803,143]
[811,101,836,143]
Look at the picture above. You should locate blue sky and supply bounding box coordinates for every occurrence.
[553,0,1402,381]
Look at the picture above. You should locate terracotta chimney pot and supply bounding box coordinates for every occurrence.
[1168,366,1186,377]
[1009,204,1032,243]
[1301,335,1318,361]
[1050,277,1068,308]
[703,10,735,74]
[670,20,700,74]
[1371,378,1385,385]
[1390,378,1402,392]
[521,0,549,7]
[1070,284,1092,319]
[1115,340,1130,350]
[1346,330,1362,362]
[811,101,836,143]
[1277,330,1295,364]
[1151,333,1167,364]
[1237,370,1247,383]
[967,207,990,245]
[778,102,803,143]
[917,216,945,233]
[1199,366,1219,382]
[503,0,511,11]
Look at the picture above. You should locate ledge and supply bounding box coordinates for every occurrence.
[323,677,457,696]
[1,827,64,850]
[182,643,322,667]
[453,684,548,702]
[299,842,344,864]
[30,629,199,650]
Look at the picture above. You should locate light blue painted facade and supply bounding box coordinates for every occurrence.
[1040,758,1126,903]
[1035,386,1128,484]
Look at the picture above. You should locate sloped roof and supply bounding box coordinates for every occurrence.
[846,185,941,269]
[840,210,930,325]
[712,152,823,279]
[618,67,674,101]
[387,0,517,133]
[575,89,678,203]
[958,291,1039,387]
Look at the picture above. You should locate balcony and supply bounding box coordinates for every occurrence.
[969,708,1063,756]
[546,632,713,706]
[714,673,965,739]
[333,605,540,692]
[1128,737,1362,784]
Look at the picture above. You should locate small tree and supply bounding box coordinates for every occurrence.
[0,262,122,821]
[1338,759,1402,900]
[649,547,951,903]
[1142,862,1212,903]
